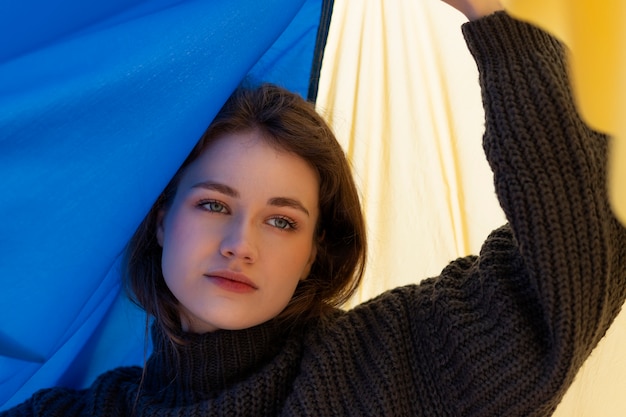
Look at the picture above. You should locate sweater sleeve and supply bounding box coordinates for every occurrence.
[425,11,626,416]
[0,388,85,417]
[0,367,142,417]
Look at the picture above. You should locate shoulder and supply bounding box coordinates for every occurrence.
[2,366,143,417]
[307,225,524,342]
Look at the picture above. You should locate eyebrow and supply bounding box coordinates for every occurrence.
[268,197,310,217]
[191,181,310,217]
[192,181,239,198]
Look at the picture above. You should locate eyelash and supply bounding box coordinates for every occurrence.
[198,199,229,214]
[268,216,298,231]
[197,200,298,231]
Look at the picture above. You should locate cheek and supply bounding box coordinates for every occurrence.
[160,216,207,276]
[159,225,213,302]
[160,235,185,287]
[275,240,316,281]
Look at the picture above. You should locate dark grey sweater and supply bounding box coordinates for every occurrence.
[3,11,626,417]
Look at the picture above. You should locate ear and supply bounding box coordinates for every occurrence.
[156,209,166,247]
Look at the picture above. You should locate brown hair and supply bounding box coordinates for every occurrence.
[124,83,367,342]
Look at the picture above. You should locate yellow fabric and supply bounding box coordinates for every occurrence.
[316,1,626,415]
[502,0,626,225]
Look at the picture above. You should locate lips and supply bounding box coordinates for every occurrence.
[204,270,258,292]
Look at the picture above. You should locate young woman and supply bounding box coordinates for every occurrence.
[126,82,367,339]
[3,0,626,416]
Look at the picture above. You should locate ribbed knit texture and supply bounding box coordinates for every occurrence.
[3,12,625,417]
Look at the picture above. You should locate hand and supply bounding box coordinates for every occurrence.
[440,0,504,21]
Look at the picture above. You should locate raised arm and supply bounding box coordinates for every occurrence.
[434,4,626,415]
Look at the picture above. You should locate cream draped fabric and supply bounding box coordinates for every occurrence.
[315,1,626,415]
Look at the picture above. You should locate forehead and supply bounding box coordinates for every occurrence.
[178,130,320,203]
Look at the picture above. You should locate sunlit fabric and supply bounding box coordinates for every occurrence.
[501,0,626,225]
[0,0,322,409]
[318,0,501,306]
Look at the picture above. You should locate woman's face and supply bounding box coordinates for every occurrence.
[157,129,319,333]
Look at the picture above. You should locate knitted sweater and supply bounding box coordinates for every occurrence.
[3,12,626,417]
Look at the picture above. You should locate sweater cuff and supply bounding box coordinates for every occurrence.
[461,11,566,75]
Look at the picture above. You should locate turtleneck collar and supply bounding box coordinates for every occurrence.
[143,319,289,403]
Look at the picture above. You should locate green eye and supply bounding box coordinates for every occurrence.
[201,200,227,213]
[268,217,296,230]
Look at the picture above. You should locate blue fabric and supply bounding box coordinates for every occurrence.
[0,0,321,409]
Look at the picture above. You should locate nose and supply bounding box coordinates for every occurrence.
[219,216,258,262]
